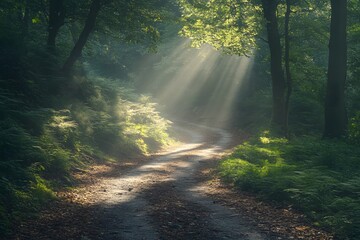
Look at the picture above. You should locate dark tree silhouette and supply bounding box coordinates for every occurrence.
[284,0,292,136]
[261,0,288,135]
[324,0,348,138]
[62,0,101,73]
[47,0,66,49]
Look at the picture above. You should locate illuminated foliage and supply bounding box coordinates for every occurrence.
[179,0,262,55]
[220,134,360,239]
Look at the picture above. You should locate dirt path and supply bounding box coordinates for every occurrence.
[85,123,266,239]
[14,122,333,240]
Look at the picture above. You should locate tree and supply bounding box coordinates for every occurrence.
[261,0,288,135]
[62,0,101,73]
[179,0,260,55]
[284,0,292,134]
[47,0,66,48]
[61,0,175,73]
[180,0,291,135]
[323,0,348,138]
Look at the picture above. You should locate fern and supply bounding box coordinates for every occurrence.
[220,135,360,239]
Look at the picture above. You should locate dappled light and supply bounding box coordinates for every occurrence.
[89,123,231,208]
[220,133,360,238]
[1,0,359,239]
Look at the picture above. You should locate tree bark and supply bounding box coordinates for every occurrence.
[47,0,66,49]
[261,0,288,135]
[323,0,348,138]
[62,0,101,73]
[284,0,292,136]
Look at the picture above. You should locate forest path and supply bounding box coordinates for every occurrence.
[89,122,266,239]
[14,122,332,240]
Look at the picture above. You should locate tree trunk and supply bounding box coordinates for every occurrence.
[62,0,101,73]
[261,0,288,135]
[21,0,31,40]
[323,0,347,138]
[284,0,292,135]
[47,0,66,49]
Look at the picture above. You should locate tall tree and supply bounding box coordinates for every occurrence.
[284,0,292,135]
[62,0,101,73]
[323,0,348,138]
[47,0,66,49]
[61,0,174,73]
[180,0,291,135]
[261,0,288,135]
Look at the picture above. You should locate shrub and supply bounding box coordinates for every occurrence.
[349,111,360,145]
[219,134,360,239]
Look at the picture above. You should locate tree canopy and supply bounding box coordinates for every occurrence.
[0,0,360,239]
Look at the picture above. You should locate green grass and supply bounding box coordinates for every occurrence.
[219,132,360,239]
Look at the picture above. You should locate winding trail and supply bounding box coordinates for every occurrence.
[88,123,267,239]
[14,122,334,240]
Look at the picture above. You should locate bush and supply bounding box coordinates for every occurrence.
[349,111,360,145]
[289,92,324,135]
[219,133,360,239]
[0,71,172,237]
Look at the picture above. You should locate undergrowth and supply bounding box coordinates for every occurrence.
[0,71,172,237]
[219,132,360,239]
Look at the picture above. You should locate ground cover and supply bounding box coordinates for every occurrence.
[219,133,360,239]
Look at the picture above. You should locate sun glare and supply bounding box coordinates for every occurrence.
[136,38,255,128]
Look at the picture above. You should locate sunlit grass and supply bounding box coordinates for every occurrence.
[219,133,360,239]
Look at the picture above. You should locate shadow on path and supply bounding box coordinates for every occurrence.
[13,122,268,240]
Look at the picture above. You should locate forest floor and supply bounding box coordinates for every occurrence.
[13,122,333,240]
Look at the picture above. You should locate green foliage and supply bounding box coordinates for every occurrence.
[288,92,324,135]
[348,1,360,117]
[234,88,324,135]
[1,0,360,239]
[0,22,172,239]
[179,0,262,55]
[96,0,176,49]
[0,72,172,237]
[219,134,360,239]
[234,90,272,132]
[119,95,172,153]
[349,111,360,145]
[67,75,172,156]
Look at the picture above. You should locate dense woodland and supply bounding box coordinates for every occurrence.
[0,0,360,239]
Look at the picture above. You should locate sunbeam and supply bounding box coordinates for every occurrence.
[135,38,255,128]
